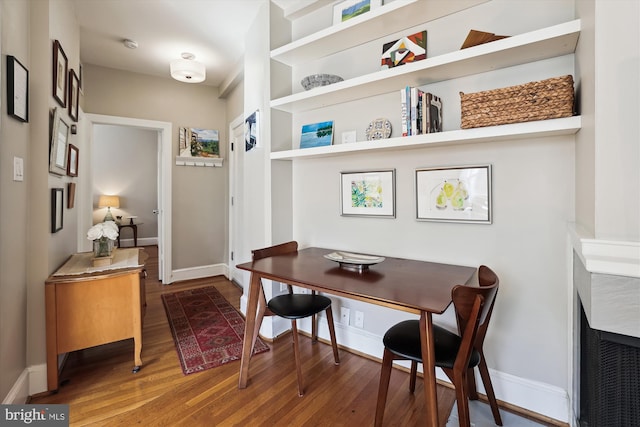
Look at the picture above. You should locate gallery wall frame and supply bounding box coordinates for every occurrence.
[67,144,78,177]
[51,188,64,233]
[7,55,29,122]
[52,40,68,107]
[415,164,492,223]
[340,169,395,218]
[49,108,69,176]
[68,182,76,209]
[68,69,79,121]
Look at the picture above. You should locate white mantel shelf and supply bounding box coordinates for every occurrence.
[271,116,581,160]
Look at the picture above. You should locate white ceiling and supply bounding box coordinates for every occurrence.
[73,0,309,87]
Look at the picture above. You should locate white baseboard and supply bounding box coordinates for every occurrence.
[254,313,570,423]
[2,369,29,404]
[170,263,229,283]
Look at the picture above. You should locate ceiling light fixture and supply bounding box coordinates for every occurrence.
[170,52,206,83]
[123,39,138,49]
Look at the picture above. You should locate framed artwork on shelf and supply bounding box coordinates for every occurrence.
[245,110,258,152]
[52,40,68,107]
[381,30,427,69]
[68,69,79,121]
[300,121,334,149]
[333,0,381,25]
[51,188,64,233]
[68,182,76,209]
[340,169,395,218]
[49,108,70,176]
[67,144,79,177]
[415,164,492,223]
[7,55,29,122]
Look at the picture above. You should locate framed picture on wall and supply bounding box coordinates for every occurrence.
[52,40,68,107]
[245,110,258,152]
[7,55,29,122]
[340,169,395,218]
[68,69,80,122]
[67,144,79,177]
[415,164,492,223]
[68,182,76,209]
[51,188,64,233]
[49,108,69,176]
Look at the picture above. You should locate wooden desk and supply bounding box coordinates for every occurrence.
[45,248,147,392]
[236,247,475,427]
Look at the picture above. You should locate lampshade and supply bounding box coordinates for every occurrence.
[98,195,120,209]
[170,52,205,83]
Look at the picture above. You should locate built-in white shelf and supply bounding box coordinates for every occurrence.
[271,0,488,66]
[270,19,581,113]
[270,116,581,160]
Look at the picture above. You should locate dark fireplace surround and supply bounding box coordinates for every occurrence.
[578,300,640,426]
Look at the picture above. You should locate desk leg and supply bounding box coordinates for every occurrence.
[45,285,59,391]
[420,312,439,427]
[238,272,261,388]
[132,277,143,372]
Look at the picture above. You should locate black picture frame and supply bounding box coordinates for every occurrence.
[53,40,68,107]
[51,188,64,233]
[7,55,29,122]
[68,69,79,122]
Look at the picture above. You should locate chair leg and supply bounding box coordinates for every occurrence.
[312,313,318,342]
[374,349,394,427]
[325,306,340,365]
[478,357,503,426]
[290,320,305,397]
[467,367,479,400]
[409,361,417,394]
[451,368,472,427]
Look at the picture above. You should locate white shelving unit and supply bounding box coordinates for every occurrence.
[269,1,581,161]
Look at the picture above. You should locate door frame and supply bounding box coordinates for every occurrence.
[83,114,173,283]
[228,114,244,286]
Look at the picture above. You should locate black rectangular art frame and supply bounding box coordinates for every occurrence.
[51,188,64,233]
[7,55,29,122]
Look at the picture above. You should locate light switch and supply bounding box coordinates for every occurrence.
[13,157,24,181]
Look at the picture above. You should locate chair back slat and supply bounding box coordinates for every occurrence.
[252,241,298,261]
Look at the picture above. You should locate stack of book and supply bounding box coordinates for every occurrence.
[400,86,442,136]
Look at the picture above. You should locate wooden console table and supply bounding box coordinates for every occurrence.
[45,248,147,392]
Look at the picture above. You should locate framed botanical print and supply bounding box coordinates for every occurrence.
[68,69,79,121]
[51,188,64,233]
[67,144,79,177]
[340,169,395,218]
[415,164,492,223]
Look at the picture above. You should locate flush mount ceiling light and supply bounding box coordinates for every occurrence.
[170,52,206,83]
[123,39,138,49]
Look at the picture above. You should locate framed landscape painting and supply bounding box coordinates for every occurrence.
[415,164,492,223]
[333,0,382,25]
[340,169,395,218]
[300,121,334,149]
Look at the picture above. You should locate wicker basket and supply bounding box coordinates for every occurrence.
[460,75,574,129]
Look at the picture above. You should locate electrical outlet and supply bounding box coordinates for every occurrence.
[340,307,350,325]
[355,310,364,328]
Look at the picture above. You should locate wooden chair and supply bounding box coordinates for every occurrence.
[374,270,500,427]
[250,241,340,396]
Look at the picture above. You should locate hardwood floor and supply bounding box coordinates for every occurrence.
[31,246,458,426]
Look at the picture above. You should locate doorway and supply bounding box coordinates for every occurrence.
[83,114,173,283]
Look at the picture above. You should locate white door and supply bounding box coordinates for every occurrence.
[228,116,245,285]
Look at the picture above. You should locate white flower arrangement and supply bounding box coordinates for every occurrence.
[87,221,119,241]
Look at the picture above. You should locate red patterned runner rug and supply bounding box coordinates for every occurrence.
[161,286,269,375]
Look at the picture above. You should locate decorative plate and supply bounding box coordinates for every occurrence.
[324,251,385,271]
[365,118,392,140]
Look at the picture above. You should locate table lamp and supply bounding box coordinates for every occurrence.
[98,195,120,222]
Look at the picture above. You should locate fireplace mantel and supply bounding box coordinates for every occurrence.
[570,223,640,339]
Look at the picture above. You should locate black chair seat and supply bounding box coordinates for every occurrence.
[268,294,332,320]
[382,320,480,370]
